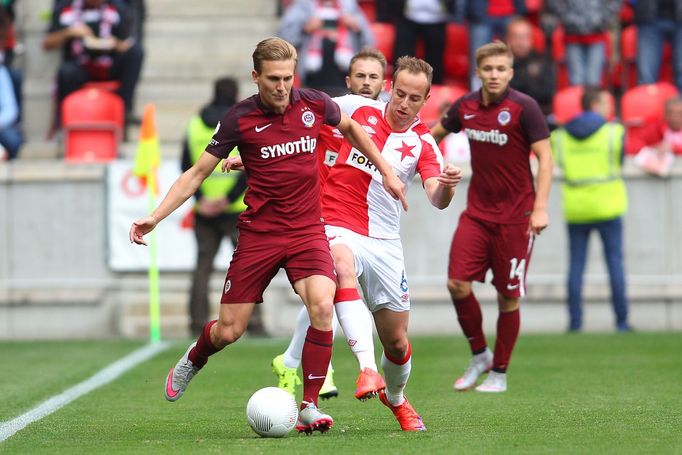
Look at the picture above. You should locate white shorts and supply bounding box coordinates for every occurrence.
[325,225,410,312]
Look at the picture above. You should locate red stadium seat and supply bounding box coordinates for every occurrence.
[552,85,583,125]
[443,23,469,87]
[621,82,679,154]
[62,87,124,162]
[419,84,468,127]
[619,25,674,90]
[370,22,395,75]
[552,85,616,125]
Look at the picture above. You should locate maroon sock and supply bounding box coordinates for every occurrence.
[453,293,487,354]
[301,326,333,407]
[493,309,520,373]
[188,319,221,368]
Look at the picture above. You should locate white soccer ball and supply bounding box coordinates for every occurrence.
[246,387,298,438]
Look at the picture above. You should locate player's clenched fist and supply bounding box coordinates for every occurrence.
[437,163,462,188]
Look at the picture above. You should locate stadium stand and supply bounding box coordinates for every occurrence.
[619,24,674,91]
[419,83,467,126]
[443,23,469,88]
[62,87,124,162]
[621,82,679,154]
[552,85,615,125]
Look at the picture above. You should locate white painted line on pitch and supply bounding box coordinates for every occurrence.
[0,341,170,442]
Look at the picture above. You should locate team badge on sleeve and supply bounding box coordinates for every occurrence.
[497,110,511,126]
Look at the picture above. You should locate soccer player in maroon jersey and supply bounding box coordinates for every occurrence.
[431,41,553,393]
[129,37,407,434]
[271,48,389,400]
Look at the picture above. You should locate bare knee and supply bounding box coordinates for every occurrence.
[333,258,356,288]
[447,279,471,301]
[307,300,334,330]
[212,321,246,347]
[498,294,520,312]
[384,335,410,360]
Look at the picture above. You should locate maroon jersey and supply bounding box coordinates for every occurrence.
[441,88,549,224]
[206,88,342,232]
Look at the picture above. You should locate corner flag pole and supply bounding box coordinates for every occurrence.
[133,104,162,343]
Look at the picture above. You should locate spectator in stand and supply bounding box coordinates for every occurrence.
[0,8,22,160]
[551,86,631,332]
[546,0,621,87]
[392,0,451,84]
[506,16,556,120]
[463,0,527,89]
[634,0,682,92]
[633,97,682,176]
[43,0,144,126]
[277,0,374,96]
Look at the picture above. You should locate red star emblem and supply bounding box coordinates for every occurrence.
[395,141,415,161]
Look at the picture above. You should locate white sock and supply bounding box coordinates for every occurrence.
[282,306,309,369]
[335,297,377,371]
[381,350,411,406]
[283,305,338,372]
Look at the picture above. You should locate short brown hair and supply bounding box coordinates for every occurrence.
[581,85,606,111]
[349,48,387,77]
[392,56,433,94]
[252,37,297,73]
[475,40,514,68]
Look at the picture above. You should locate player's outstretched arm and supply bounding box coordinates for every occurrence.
[129,151,221,245]
[336,112,408,211]
[424,163,462,209]
[528,138,553,235]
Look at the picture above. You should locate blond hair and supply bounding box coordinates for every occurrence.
[252,37,298,73]
[392,56,433,94]
[475,40,514,68]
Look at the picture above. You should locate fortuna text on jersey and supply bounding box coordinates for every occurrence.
[260,135,318,159]
[346,150,380,176]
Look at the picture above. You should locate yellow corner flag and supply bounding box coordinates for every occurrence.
[134,103,162,343]
[133,104,161,195]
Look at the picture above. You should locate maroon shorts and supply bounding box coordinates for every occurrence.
[448,211,535,298]
[221,226,336,304]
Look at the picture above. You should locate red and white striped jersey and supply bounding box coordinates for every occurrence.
[322,94,444,239]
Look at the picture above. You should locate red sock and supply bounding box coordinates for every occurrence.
[493,309,520,373]
[452,293,487,354]
[301,326,333,407]
[189,320,221,368]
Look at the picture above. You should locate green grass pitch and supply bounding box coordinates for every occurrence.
[2,333,681,454]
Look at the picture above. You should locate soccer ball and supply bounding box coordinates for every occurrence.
[246,387,298,437]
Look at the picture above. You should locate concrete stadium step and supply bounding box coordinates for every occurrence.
[147,0,277,18]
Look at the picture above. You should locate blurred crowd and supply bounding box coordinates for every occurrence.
[276,0,682,171]
[1,0,682,168]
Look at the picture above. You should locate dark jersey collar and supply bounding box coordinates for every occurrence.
[477,87,512,107]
